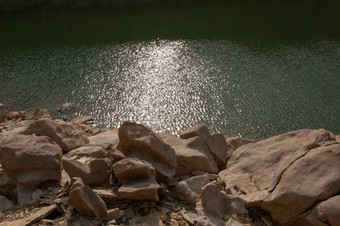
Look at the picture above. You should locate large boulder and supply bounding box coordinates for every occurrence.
[68,177,107,218]
[112,158,161,201]
[117,122,176,183]
[162,134,218,175]
[180,124,210,142]
[88,129,119,150]
[196,182,247,226]
[20,118,89,152]
[0,134,62,204]
[0,103,6,123]
[261,143,340,225]
[206,134,229,169]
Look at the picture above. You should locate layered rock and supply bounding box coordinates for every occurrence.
[117,122,176,183]
[196,182,247,226]
[112,158,161,201]
[0,134,62,204]
[68,177,108,218]
[162,134,218,175]
[21,118,89,152]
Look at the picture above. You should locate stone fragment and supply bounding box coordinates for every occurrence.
[261,143,340,225]
[196,182,247,226]
[109,148,125,164]
[65,146,107,159]
[72,116,94,124]
[180,124,211,142]
[0,195,14,211]
[117,122,176,183]
[218,129,333,204]
[206,134,229,169]
[21,118,89,152]
[128,211,163,226]
[0,174,16,196]
[315,195,340,226]
[88,129,119,149]
[62,158,110,186]
[173,174,210,204]
[93,189,118,199]
[106,208,125,221]
[8,111,25,120]
[112,158,161,201]
[33,107,52,120]
[0,103,6,123]
[162,134,218,175]
[68,177,107,218]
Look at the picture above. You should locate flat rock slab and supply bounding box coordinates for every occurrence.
[88,129,119,149]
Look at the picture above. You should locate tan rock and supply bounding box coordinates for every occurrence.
[0,103,6,123]
[117,122,176,183]
[8,111,25,120]
[21,118,89,152]
[261,143,340,225]
[225,219,244,226]
[162,134,218,175]
[88,129,119,150]
[68,177,107,218]
[113,158,161,201]
[62,158,110,186]
[206,134,229,169]
[109,148,125,164]
[173,174,210,204]
[218,129,333,204]
[196,182,247,226]
[180,124,211,142]
[0,195,14,211]
[65,146,107,159]
[224,136,256,151]
[33,107,52,120]
[315,195,340,226]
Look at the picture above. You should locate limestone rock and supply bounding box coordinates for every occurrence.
[180,124,210,142]
[261,143,340,225]
[21,118,89,152]
[0,195,14,211]
[173,174,210,204]
[117,122,176,183]
[62,158,110,186]
[0,103,6,123]
[206,134,229,169]
[315,195,340,226]
[218,129,333,204]
[65,146,107,159]
[68,177,107,218]
[162,134,218,175]
[112,158,161,201]
[196,182,247,226]
[88,129,119,150]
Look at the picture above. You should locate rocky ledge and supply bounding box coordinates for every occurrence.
[0,103,339,226]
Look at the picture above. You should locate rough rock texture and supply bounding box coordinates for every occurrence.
[0,134,62,204]
[224,136,256,151]
[112,158,161,201]
[65,146,107,159]
[0,174,17,196]
[179,124,210,142]
[68,177,108,218]
[33,107,52,120]
[206,134,229,169]
[0,103,6,123]
[0,194,15,211]
[162,134,218,175]
[315,195,340,226]
[117,122,176,183]
[196,182,247,226]
[88,129,119,150]
[219,129,333,204]
[261,143,340,225]
[173,174,210,204]
[62,158,111,186]
[21,118,89,152]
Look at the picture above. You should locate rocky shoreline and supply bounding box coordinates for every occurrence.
[0,103,339,226]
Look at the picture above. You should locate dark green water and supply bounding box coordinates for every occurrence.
[0,0,340,139]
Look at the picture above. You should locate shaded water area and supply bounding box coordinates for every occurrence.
[0,0,340,139]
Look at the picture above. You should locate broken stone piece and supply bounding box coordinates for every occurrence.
[112,158,161,201]
[88,129,119,150]
[206,134,229,169]
[179,124,211,142]
[65,146,107,159]
[0,195,14,211]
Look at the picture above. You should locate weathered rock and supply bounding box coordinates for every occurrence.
[315,195,340,226]
[68,177,107,218]
[33,107,52,120]
[0,194,14,211]
[196,182,247,226]
[225,219,244,226]
[62,157,110,186]
[218,129,333,204]
[21,118,89,152]
[224,136,256,151]
[162,134,218,175]
[180,124,211,142]
[8,111,25,120]
[206,134,229,169]
[117,122,176,183]
[65,146,107,159]
[173,174,210,204]
[261,143,340,225]
[0,103,6,123]
[128,211,163,226]
[71,116,94,125]
[112,158,161,201]
[109,148,125,164]
[88,129,119,150]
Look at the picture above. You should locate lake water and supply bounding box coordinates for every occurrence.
[0,0,339,139]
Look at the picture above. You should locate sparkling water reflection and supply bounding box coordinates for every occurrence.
[0,40,339,139]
